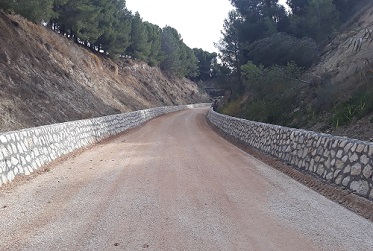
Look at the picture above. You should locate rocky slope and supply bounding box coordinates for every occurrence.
[299,2,373,141]
[0,12,209,132]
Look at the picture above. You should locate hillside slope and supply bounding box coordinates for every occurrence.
[303,2,373,141]
[0,12,209,132]
[219,1,373,142]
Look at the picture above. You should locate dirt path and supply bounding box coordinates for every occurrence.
[0,108,372,251]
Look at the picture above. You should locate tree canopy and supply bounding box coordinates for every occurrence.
[0,0,209,79]
[216,0,369,126]
[217,0,366,81]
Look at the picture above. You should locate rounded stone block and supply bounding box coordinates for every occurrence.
[344,143,353,152]
[356,144,365,153]
[316,166,325,176]
[336,160,345,170]
[360,155,369,165]
[369,145,373,157]
[351,163,362,176]
[349,153,359,162]
[6,170,15,182]
[336,150,343,158]
[0,135,7,143]
[335,175,343,185]
[342,176,350,186]
[362,165,373,179]
[350,180,369,196]
[1,174,8,184]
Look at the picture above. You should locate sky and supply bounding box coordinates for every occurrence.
[126,0,288,53]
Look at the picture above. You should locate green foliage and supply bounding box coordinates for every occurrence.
[159,26,199,78]
[0,0,11,11]
[1,0,57,23]
[220,99,241,116]
[144,22,162,66]
[246,32,318,67]
[193,49,218,81]
[288,0,340,42]
[215,10,242,72]
[286,0,308,15]
[332,88,373,127]
[127,12,150,60]
[235,62,304,125]
[217,0,369,128]
[96,6,132,59]
[1,0,199,79]
[333,0,368,22]
[240,61,263,85]
[53,0,108,42]
[218,0,350,76]
[181,45,199,78]
[307,0,340,41]
[160,26,183,75]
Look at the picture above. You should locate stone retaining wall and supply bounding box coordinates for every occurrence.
[207,108,373,200]
[0,104,209,186]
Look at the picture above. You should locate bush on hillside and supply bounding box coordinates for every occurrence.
[245,32,319,68]
[225,62,305,125]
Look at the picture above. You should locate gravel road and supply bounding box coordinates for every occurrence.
[0,108,372,251]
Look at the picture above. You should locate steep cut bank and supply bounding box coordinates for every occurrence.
[303,1,373,141]
[0,12,209,132]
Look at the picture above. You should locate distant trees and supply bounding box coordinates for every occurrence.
[0,0,208,79]
[217,0,364,86]
[193,49,218,81]
[216,0,369,125]
[160,26,198,78]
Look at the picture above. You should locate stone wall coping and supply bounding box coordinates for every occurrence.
[210,108,373,146]
[207,108,373,200]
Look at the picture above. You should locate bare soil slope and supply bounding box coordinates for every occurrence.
[0,12,209,132]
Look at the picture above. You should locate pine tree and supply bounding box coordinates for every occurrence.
[53,0,103,43]
[95,1,132,58]
[179,45,198,78]
[193,49,218,81]
[160,26,182,75]
[286,0,309,15]
[216,10,242,75]
[0,0,56,23]
[0,0,11,11]
[126,12,150,60]
[144,22,162,66]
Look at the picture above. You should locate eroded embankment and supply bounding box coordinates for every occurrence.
[0,12,209,132]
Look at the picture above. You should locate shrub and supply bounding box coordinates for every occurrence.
[331,88,373,127]
[245,32,319,68]
[237,62,304,125]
